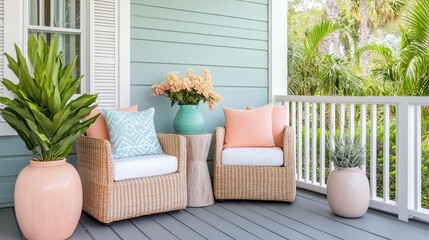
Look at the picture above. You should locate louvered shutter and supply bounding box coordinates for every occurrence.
[89,0,119,108]
[0,0,4,109]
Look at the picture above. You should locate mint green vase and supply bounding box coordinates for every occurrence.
[173,105,205,134]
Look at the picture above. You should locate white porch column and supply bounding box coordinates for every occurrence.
[396,102,415,222]
[269,0,287,104]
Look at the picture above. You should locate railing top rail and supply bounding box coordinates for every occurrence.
[275,95,429,105]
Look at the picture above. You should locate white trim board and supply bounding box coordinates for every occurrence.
[268,0,287,104]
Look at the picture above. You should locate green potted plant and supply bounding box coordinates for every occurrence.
[327,135,370,218]
[0,34,98,240]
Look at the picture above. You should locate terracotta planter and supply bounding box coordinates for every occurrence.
[327,167,370,218]
[14,159,83,240]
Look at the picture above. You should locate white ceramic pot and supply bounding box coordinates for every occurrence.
[14,159,83,240]
[327,167,370,218]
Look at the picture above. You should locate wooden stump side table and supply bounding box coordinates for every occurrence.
[182,133,214,207]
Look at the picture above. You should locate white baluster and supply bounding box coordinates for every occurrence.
[383,104,390,202]
[312,102,317,184]
[349,104,355,140]
[340,104,345,140]
[305,102,310,182]
[291,102,297,178]
[329,103,336,172]
[361,104,367,174]
[370,104,377,199]
[415,105,422,210]
[320,103,326,186]
[297,102,303,180]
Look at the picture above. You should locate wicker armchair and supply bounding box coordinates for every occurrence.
[76,134,187,224]
[213,126,296,202]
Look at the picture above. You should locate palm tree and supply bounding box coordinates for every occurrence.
[345,0,405,74]
[358,0,429,96]
[348,0,406,29]
[319,0,341,55]
[288,20,362,96]
[358,0,370,75]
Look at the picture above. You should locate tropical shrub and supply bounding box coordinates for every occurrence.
[0,34,98,161]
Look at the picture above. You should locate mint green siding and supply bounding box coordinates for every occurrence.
[0,0,269,207]
[130,0,269,134]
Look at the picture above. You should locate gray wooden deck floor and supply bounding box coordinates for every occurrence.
[1,190,429,240]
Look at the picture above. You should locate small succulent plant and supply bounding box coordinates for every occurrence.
[328,136,366,168]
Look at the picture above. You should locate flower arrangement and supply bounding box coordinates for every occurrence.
[152,68,223,110]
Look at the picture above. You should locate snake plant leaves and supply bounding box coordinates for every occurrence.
[0,33,98,161]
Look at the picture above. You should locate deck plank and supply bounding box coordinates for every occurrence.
[0,208,22,240]
[1,190,428,240]
[262,202,385,240]
[68,222,93,240]
[79,213,121,240]
[219,201,317,240]
[109,220,150,240]
[204,204,286,240]
[186,207,260,240]
[131,214,179,240]
[151,212,206,240]
[295,193,429,240]
[169,208,234,240]
[239,202,340,240]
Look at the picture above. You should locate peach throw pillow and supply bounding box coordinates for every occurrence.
[248,105,288,148]
[84,105,138,140]
[224,104,274,148]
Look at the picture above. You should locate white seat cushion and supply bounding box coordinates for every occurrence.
[113,154,178,181]
[221,147,283,166]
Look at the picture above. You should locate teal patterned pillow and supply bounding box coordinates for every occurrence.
[102,108,164,159]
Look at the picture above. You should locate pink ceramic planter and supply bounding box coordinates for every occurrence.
[14,159,83,240]
[327,167,370,218]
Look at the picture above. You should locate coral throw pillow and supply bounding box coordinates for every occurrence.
[248,105,288,148]
[84,105,138,140]
[224,104,274,148]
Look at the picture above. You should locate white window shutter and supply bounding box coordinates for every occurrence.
[0,0,4,107]
[89,0,119,109]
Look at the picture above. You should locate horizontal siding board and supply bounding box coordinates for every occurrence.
[0,154,77,177]
[237,0,268,4]
[131,5,267,31]
[131,63,268,87]
[131,28,268,51]
[131,40,268,69]
[0,176,16,204]
[131,17,268,41]
[0,156,30,177]
[131,0,268,21]
[0,137,30,157]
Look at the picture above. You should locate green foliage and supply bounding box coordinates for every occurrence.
[328,135,366,168]
[0,34,98,161]
[167,89,206,106]
[357,0,429,96]
[288,19,363,96]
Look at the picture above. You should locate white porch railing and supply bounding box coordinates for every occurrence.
[275,95,429,222]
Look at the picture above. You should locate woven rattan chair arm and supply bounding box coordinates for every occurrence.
[157,133,187,174]
[283,125,295,167]
[214,126,225,166]
[77,136,114,184]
